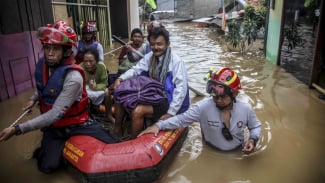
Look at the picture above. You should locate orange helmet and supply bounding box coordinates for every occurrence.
[206,67,241,96]
[37,20,77,47]
[82,21,97,33]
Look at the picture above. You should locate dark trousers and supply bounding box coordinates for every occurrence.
[36,120,119,173]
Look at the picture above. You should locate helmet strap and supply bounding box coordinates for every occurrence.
[215,93,236,110]
[216,95,236,111]
[63,46,72,58]
[216,99,233,110]
[231,95,237,103]
[45,60,60,68]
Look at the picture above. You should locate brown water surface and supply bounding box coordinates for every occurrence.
[0,22,325,183]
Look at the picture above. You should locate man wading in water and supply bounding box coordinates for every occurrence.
[139,67,261,154]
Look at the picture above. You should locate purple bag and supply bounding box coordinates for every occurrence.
[114,76,166,110]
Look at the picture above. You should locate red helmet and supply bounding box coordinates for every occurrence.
[82,21,97,33]
[206,67,241,96]
[37,20,77,47]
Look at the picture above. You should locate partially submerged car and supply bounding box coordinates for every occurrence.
[149,10,175,21]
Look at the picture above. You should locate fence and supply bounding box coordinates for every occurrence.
[52,0,112,48]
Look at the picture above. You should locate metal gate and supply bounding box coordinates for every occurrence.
[52,0,112,48]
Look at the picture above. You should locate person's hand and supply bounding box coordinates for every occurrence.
[159,113,173,121]
[125,44,132,53]
[0,127,16,142]
[89,79,96,90]
[137,124,160,137]
[108,84,115,94]
[242,139,256,154]
[113,78,122,91]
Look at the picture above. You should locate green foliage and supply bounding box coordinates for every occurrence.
[244,6,256,20]
[255,6,267,30]
[242,6,257,45]
[225,4,266,52]
[259,0,267,6]
[303,0,318,24]
[242,18,258,45]
[304,0,315,7]
[226,20,242,48]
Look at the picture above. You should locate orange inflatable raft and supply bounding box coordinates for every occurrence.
[63,127,188,183]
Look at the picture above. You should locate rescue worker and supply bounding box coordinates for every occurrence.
[75,21,104,64]
[139,67,262,154]
[0,20,118,173]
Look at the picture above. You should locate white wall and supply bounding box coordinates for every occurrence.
[128,0,140,36]
[157,0,175,11]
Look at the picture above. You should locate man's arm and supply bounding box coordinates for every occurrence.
[118,52,152,81]
[247,107,262,142]
[19,70,83,133]
[97,43,104,62]
[167,55,188,115]
[138,102,203,137]
[118,47,128,65]
[95,63,108,90]
[241,106,262,154]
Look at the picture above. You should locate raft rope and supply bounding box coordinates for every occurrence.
[103,45,125,56]
[10,109,32,127]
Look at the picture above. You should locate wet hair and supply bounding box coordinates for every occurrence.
[83,47,99,62]
[147,26,169,43]
[131,28,143,38]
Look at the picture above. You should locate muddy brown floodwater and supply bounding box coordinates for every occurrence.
[0,22,325,183]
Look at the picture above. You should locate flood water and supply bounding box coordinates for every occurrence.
[1,22,325,183]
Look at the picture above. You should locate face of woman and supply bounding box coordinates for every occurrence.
[83,53,97,73]
[149,35,170,57]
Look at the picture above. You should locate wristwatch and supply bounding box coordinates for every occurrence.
[14,124,23,135]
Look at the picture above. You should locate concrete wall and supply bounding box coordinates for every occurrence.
[128,0,140,36]
[175,0,194,18]
[265,0,283,64]
[194,0,218,18]
[175,0,218,18]
[157,0,174,11]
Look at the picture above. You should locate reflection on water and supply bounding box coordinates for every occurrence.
[158,22,325,183]
[0,22,325,183]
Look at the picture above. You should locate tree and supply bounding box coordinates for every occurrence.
[224,2,266,52]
